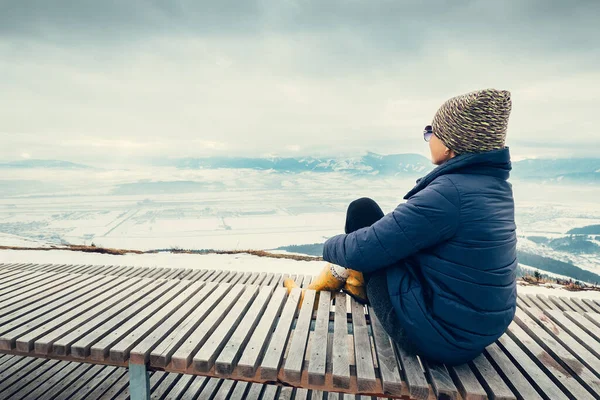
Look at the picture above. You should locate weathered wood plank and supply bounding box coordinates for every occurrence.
[212,378,236,400]
[128,282,216,364]
[178,376,208,399]
[50,279,165,357]
[508,319,596,399]
[369,308,403,397]
[423,359,459,400]
[192,284,260,372]
[545,310,600,360]
[535,294,556,310]
[563,311,600,342]
[108,281,206,363]
[547,295,578,312]
[447,362,488,400]
[170,284,246,370]
[229,381,249,399]
[0,272,97,315]
[0,273,107,322]
[351,299,377,393]
[54,364,112,400]
[520,307,600,383]
[497,326,570,399]
[469,352,516,400]
[237,287,291,377]
[332,292,351,389]
[19,277,148,353]
[582,298,600,314]
[71,366,127,400]
[260,287,302,380]
[69,280,178,358]
[394,342,429,400]
[29,362,92,400]
[149,283,234,368]
[0,276,131,351]
[283,289,317,383]
[485,341,544,400]
[560,296,587,313]
[308,290,331,385]
[214,285,277,376]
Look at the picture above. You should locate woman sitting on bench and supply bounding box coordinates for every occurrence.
[285,88,517,366]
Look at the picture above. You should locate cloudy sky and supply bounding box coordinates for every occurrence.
[1,0,599,165]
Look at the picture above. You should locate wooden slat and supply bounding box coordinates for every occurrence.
[351,298,377,393]
[71,366,127,400]
[229,381,249,399]
[0,275,130,351]
[20,277,149,353]
[237,287,290,377]
[484,342,543,400]
[69,280,178,358]
[582,298,600,313]
[0,358,48,396]
[497,326,571,400]
[572,297,594,313]
[563,311,600,342]
[50,279,167,357]
[332,292,351,389]
[178,375,208,398]
[29,362,92,400]
[547,295,578,312]
[560,296,587,313]
[213,378,236,400]
[308,290,331,385]
[508,319,595,398]
[394,342,429,400]
[521,307,600,380]
[54,364,113,400]
[245,382,266,400]
[129,282,217,364]
[149,283,234,368]
[516,293,533,308]
[447,363,487,400]
[192,284,260,372]
[214,285,277,376]
[283,289,317,383]
[108,281,207,363]
[545,310,600,359]
[260,287,302,380]
[535,294,556,310]
[159,373,195,399]
[0,272,98,316]
[369,309,403,397]
[150,372,180,398]
[469,352,516,400]
[0,273,108,322]
[423,360,459,400]
[170,284,247,370]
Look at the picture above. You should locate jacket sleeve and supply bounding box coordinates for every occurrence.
[322,177,461,273]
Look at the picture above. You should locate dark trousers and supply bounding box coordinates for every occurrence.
[345,198,418,353]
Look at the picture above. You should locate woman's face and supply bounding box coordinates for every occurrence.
[429,134,456,165]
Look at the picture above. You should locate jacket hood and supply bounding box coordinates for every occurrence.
[404,147,512,199]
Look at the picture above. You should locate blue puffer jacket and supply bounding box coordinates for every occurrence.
[323,148,517,365]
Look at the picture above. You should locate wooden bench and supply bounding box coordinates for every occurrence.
[2,262,600,399]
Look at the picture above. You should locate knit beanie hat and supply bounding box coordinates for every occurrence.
[431,88,512,154]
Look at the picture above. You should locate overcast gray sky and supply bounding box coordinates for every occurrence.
[1,0,599,164]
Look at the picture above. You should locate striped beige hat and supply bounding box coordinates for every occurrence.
[432,88,512,154]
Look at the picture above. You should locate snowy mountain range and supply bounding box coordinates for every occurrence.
[0,160,96,170]
[2,155,599,182]
[174,152,433,176]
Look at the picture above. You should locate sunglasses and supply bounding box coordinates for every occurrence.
[423,125,434,142]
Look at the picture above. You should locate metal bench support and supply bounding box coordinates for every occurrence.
[129,362,151,400]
